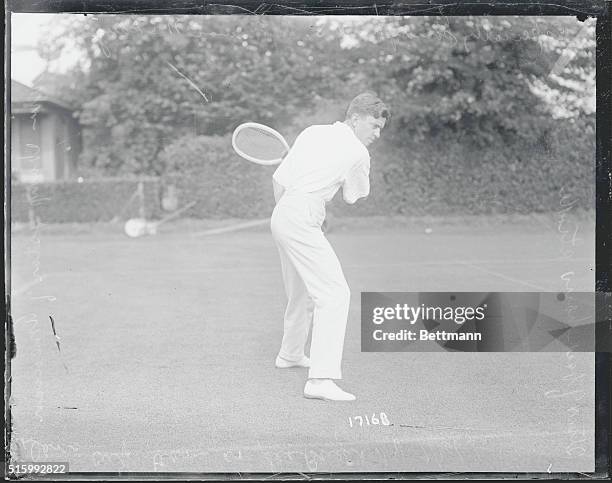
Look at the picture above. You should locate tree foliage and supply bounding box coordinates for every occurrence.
[39,15,350,174]
[335,16,595,147]
[37,15,595,175]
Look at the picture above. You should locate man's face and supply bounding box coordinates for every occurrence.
[351,114,386,147]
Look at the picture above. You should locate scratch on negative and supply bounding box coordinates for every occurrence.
[166,61,210,103]
[49,315,69,373]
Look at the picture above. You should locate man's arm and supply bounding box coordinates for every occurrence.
[342,156,370,204]
[273,178,285,204]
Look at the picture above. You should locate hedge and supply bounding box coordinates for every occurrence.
[159,134,276,218]
[10,177,162,223]
[328,131,595,217]
[9,121,595,223]
[160,123,595,219]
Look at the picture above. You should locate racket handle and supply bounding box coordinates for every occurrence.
[153,201,197,227]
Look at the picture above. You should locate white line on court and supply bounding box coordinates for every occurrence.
[457,262,548,291]
[342,258,593,269]
[190,218,270,236]
[33,257,593,277]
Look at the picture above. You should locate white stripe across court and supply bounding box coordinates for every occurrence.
[190,218,270,237]
[457,262,548,291]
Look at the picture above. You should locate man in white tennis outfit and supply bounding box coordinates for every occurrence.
[270,92,389,401]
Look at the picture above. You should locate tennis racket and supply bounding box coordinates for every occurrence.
[231,122,290,165]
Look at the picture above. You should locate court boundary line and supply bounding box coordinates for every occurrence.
[457,262,548,291]
[190,218,270,236]
[18,257,594,277]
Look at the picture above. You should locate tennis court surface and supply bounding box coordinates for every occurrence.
[9,214,596,473]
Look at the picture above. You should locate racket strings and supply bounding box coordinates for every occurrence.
[234,127,288,161]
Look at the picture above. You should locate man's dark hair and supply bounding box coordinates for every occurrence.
[345,92,390,122]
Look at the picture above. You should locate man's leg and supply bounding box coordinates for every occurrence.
[276,246,313,363]
[280,231,350,381]
[271,197,354,400]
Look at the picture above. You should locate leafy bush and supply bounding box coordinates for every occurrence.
[159,134,276,218]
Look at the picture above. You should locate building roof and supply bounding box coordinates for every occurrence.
[11,79,74,112]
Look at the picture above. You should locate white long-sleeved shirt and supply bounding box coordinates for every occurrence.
[272,121,370,204]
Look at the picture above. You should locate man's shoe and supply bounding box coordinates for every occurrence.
[303,379,356,401]
[275,355,310,369]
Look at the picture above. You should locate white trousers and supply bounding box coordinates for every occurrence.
[270,192,350,380]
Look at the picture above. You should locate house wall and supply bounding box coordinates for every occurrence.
[11,114,45,183]
[54,113,67,179]
[52,111,81,180]
[10,115,20,176]
[69,118,81,176]
[11,107,81,183]
[40,113,56,181]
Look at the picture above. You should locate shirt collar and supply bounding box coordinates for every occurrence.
[334,121,366,147]
[334,121,367,148]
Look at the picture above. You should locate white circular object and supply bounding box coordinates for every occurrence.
[425,228,433,234]
[124,218,147,238]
